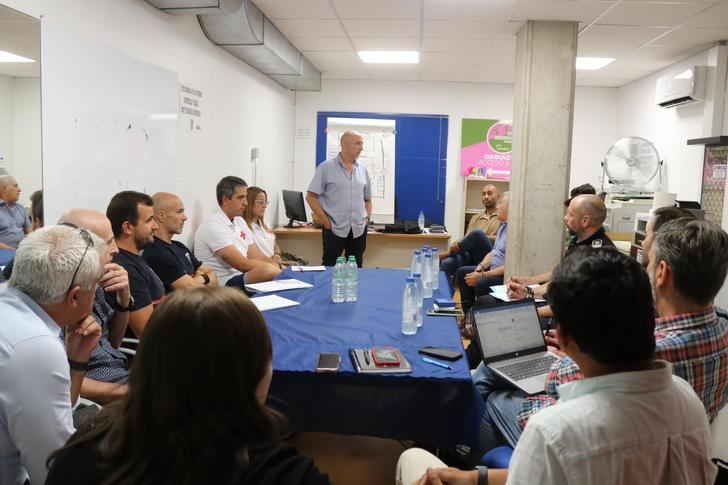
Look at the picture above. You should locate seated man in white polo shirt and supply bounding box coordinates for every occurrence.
[194,176,281,288]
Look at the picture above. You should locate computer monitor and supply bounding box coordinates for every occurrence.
[282,190,308,228]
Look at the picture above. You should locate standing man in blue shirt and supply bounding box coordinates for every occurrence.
[306,131,372,267]
[0,175,31,249]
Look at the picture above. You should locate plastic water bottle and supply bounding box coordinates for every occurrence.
[410,249,422,276]
[418,211,425,231]
[402,277,418,335]
[331,257,346,303]
[421,254,433,298]
[345,256,358,302]
[430,247,440,291]
[412,272,424,328]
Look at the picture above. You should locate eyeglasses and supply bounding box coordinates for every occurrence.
[61,223,94,293]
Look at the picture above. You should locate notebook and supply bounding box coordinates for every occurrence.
[473,300,560,394]
[349,348,412,374]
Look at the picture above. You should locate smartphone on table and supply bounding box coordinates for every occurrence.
[315,352,341,372]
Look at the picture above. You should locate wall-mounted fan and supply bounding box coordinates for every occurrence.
[601,137,663,193]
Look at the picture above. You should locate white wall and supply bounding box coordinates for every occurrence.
[616,45,728,307]
[0,75,41,206]
[615,49,716,201]
[1,0,295,245]
[294,80,617,236]
[11,77,42,205]
[0,75,13,176]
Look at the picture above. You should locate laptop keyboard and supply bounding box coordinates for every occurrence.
[497,355,558,381]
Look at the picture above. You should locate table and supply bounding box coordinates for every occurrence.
[264,267,484,447]
[273,227,450,269]
[0,249,14,268]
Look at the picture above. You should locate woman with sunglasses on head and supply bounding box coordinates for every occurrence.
[243,186,298,267]
[46,287,330,485]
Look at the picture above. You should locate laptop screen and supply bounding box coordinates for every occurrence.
[473,301,546,360]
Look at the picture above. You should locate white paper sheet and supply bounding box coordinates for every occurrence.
[250,295,300,312]
[245,278,313,293]
[291,266,326,272]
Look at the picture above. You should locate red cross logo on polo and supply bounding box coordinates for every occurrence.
[240,230,246,240]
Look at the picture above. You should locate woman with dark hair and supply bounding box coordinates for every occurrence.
[243,186,298,267]
[46,287,330,485]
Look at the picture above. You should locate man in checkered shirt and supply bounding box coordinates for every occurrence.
[475,217,728,457]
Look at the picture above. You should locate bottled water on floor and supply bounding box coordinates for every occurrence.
[412,272,424,328]
[402,277,418,335]
[345,256,358,302]
[421,254,434,298]
[430,247,440,291]
[331,257,346,303]
[410,249,422,276]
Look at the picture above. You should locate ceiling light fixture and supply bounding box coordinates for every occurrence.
[0,50,35,63]
[576,57,614,70]
[358,51,419,64]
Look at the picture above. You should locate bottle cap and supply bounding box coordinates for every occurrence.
[348,256,356,261]
[336,257,345,262]
[406,277,415,283]
[414,250,420,254]
[413,273,421,278]
[424,254,432,258]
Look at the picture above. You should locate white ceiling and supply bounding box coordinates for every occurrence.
[254,0,728,87]
[0,4,40,78]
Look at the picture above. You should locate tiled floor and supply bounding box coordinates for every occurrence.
[287,432,409,485]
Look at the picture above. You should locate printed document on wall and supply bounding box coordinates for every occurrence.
[326,117,396,224]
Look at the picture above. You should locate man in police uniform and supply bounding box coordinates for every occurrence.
[563,194,614,253]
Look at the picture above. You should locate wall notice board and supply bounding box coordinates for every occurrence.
[316,111,448,225]
[42,24,178,223]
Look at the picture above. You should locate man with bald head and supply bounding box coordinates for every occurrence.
[58,208,132,404]
[0,175,31,249]
[506,194,614,310]
[143,192,218,291]
[307,130,372,267]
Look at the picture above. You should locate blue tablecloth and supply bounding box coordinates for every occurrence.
[0,249,14,267]
[263,267,484,447]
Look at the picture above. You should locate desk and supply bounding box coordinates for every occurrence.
[273,227,450,268]
[264,268,483,447]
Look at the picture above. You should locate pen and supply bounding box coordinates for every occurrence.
[364,349,370,365]
[422,356,452,370]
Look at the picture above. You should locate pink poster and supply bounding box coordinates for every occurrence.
[460,119,512,179]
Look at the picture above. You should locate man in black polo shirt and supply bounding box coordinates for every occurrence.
[143,192,218,292]
[506,194,613,312]
[106,191,165,337]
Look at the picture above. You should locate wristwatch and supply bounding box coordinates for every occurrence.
[111,294,135,312]
[526,286,534,299]
[68,359,88,371]
[202,273,211,285]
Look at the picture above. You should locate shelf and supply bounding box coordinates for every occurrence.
[687,136,728,146]
[464,177,510,183]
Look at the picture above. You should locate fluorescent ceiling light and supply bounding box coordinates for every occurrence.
[358,51,419,64]
[576,57,614,70]
[0,50,35,63]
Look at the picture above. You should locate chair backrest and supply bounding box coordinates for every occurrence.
[712,404,728,460]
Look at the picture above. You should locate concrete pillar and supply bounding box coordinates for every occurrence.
[505,21,578,279]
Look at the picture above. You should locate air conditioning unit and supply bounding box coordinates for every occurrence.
[655,66,706,108]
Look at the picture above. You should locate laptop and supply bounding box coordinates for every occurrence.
[473,300,560,394]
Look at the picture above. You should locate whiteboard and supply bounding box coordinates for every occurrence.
[326,117,396,224]
[42,23,178,223]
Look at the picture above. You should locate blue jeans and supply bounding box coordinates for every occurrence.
[440,229,493,291]
[471,363,527,456]
[455,267,502,313]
